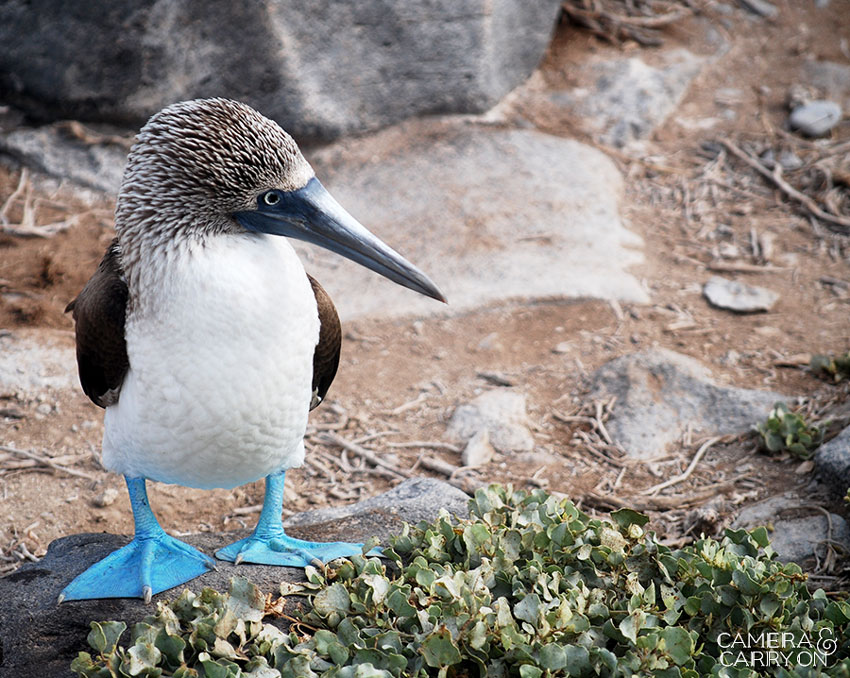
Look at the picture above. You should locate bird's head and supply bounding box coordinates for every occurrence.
[116,98,444,302]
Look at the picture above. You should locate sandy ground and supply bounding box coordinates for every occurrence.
[1,2,849,585]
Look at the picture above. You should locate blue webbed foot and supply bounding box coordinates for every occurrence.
[216,470,381,567]
[58,476,215,603]
[59,531,215,603]
[216,528,375,566]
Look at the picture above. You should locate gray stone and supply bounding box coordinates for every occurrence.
[737,0,778,18]
[548,50,706,147]
[0,0,560,143]
[0,477,468,677]
[304,119,647,320]
[284,477,470,529]
[447,389,535,453]
[779,149,804,171]
[814,425,850,500]
[92,488,120,509]
[461,429,496,467]
[703,275,779,313]
[789,100,843,137]
[590,349,785,458]
[759,148,803,172]
[0,123,127,194]
[733,494,850,564]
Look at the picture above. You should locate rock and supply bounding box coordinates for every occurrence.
[552,341,572,354]
[0,0,560,143]
[760,148,803,171]
[547,49,706,147]
[789,100,843,137]
[778,150,804,171]
[703,275,779,313]
[0,123,127,194]
[447,389,535,453]
[590,349,785,458]
[733,494,850,564]
[0,477,468,677]
[814,425,850,500]
[283,477,470,529]
[461,429,496,467]
[92,488,120,508]
[305,118,647,320]
[736,0,778,18]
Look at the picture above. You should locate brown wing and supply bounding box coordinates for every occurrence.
[65,239,129,408]
[307,274,341,410]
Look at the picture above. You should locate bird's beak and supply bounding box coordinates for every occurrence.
[234,177,446,303]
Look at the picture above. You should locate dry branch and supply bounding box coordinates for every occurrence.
[318,432,410,479]
[641,435,723,495]
[0,445,95,480]
[720,140,850,233]
[562,0,693,46]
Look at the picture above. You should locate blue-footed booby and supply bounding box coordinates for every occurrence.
[59,98,444,603]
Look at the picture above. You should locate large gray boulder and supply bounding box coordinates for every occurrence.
[591,349,786,458]
[305,118,648,319]
[546,49,707,148]
[815,425,850,500]
[0,0,561,142]
[733,493,850,564]
[0,477,470,677]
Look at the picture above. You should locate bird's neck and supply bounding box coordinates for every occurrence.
[116,213,233,299]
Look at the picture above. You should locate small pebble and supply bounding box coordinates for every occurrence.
[703,275,779,313]
[461,429,495,467]
[789,100,842,137]
[779,150,803,171]
[93,487,120,508]
[552,341,572,354]
[737,0,778,18]
[477,332,501,351]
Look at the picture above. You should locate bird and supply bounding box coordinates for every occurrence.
[58,98,444,603]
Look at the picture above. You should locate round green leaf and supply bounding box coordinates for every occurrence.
[420,627,462,668]
[662,626,694,666]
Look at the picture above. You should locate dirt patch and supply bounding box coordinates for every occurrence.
[2,2,849,588]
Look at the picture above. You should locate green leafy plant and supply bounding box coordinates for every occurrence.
[757,402,824,459]
[72,485,850,678]
[811,353,850,382]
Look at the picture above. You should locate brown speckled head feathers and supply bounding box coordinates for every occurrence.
[116,98,314,267]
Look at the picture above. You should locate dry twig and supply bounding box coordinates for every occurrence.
[641,436,723,495]
[318,432,410,479]
[0,445,95,480]
[562,0,692,46]
[721,140,850,233]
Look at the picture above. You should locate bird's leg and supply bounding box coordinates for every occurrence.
[216,470,379,566]
[58,476,215,603]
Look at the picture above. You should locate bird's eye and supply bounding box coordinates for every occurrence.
[262,191,281,206]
